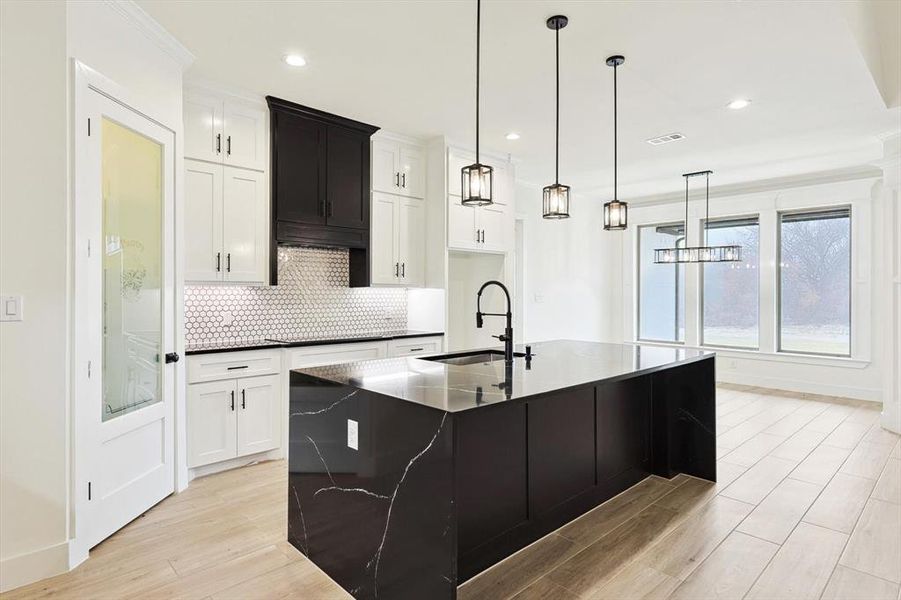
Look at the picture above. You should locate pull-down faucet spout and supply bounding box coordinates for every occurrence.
[475,280,514,364]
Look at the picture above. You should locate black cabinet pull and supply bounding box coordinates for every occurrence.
[401,262,405,277]
[476,229,480,242]
[216,133,221,154]
[409,347,424,352]
[226,135,232,156]
[395,172,400,187]
[327,202,333,217]
[241,389,246,409]
[230,390,235,411]
[395,262,399,277]
[402,173,406,188]
[227,365,249,370]
[480,229,485,243]
[226,253,231,272]
[216,252,221,272]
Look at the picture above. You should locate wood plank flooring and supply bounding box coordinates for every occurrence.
[3,385,899,600]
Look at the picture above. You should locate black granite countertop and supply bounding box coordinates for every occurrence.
[293,340,714,413]
[185,330,444,355]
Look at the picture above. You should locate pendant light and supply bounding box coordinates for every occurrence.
[654,170,742,263]
[461,0,493,206]
[603,55,628,230]
[542,15,571,219]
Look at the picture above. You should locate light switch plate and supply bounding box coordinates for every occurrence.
[0,295,22,322]
[347,419,358,450]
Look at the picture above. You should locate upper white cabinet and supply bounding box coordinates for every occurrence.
[446,148,513,253]
[185,159,267,284]
[185,90,267,172]
[371,138,425,198]
[371,192,425,286]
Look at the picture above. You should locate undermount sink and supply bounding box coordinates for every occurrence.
[424,350,525,366]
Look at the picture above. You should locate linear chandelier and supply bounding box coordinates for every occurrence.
[654,170,742,264]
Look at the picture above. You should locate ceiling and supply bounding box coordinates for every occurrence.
[139,0,900,200]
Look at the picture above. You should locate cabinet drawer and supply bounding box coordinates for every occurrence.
[387,336,443,357]
[289,341,387,369]
[187,349,281,384]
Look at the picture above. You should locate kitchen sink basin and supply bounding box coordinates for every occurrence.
[423,350,525,366]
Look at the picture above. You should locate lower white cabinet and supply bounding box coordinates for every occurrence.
[289,341,387,369]
[187,350,281,468]
[387,336,444,357]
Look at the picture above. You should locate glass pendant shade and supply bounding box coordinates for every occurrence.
[603,199,628,230]
[461,162,493,206]
[542,183,570,219]
[654,245,742,264]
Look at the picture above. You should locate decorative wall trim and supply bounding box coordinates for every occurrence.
[103,1,194,70]
[0,540,69,593]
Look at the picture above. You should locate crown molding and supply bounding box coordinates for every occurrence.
[621,165,882,207]
[104,0,194,70]
[184,78,266,107]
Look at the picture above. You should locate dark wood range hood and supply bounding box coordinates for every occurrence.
[266,96,379,286]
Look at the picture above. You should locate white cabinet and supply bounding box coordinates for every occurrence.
[447,198,509,252]
[185,91,266,171]
[387,336,444,357]
[288,341,387,369]
[236,374,281,457]
[187,379,237,467]
[185,159,267,284]
[370,192,425,286]
[371,139,425,198]
[186,350,281,469]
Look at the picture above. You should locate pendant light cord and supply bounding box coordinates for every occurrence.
[613,62,618,201]
[705,171,710,246]
[555,24,560,184]
[685,176,689,241]
[475,0,481,164]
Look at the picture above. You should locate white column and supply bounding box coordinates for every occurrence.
[877,133,901,434]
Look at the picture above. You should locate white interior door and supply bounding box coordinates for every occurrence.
[223,166,266,283]
[184,159,223,282]
[74,77,176,551]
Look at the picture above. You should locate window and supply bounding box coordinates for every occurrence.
[702,217,759,349]
[779,208,851,356]
[638,223,685,342]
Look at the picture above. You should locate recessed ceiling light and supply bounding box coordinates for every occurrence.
[505,132,520,141]
[727,98,751,110]
[284,54,307,67]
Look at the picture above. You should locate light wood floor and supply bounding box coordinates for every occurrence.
[4,385,900,600]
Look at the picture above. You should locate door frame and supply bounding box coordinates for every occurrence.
[70,60,186,565]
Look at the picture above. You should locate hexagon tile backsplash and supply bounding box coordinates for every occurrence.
[185,247,407,344]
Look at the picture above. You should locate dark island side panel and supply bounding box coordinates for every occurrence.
[289,372,455,600]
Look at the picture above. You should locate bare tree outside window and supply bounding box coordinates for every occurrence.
[702,218,759,348]
[779,209,851,356]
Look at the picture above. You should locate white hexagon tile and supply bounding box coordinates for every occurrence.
[185,247,407,345]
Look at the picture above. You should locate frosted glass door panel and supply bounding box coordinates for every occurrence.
[101,118,163,421]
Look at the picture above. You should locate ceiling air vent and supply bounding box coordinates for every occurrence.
[646,132,685,146]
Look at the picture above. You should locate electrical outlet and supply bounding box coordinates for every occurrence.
[347,419,358,450]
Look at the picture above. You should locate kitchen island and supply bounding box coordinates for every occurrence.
[288,340,716,599]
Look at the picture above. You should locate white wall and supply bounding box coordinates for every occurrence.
[515,182,623,344]
[622,173,883,401]
[0,0,71,590]
[0,0,188,592]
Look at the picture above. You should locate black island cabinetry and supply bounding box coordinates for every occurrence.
[288,341,716,599]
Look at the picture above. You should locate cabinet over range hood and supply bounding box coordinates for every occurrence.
[266,96,379,287]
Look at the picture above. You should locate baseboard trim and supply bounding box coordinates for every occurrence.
[0,540,70,593]
[717,372,882,402]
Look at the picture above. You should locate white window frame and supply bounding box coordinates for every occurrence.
[622,176,874,367]
[636,221,687,344]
